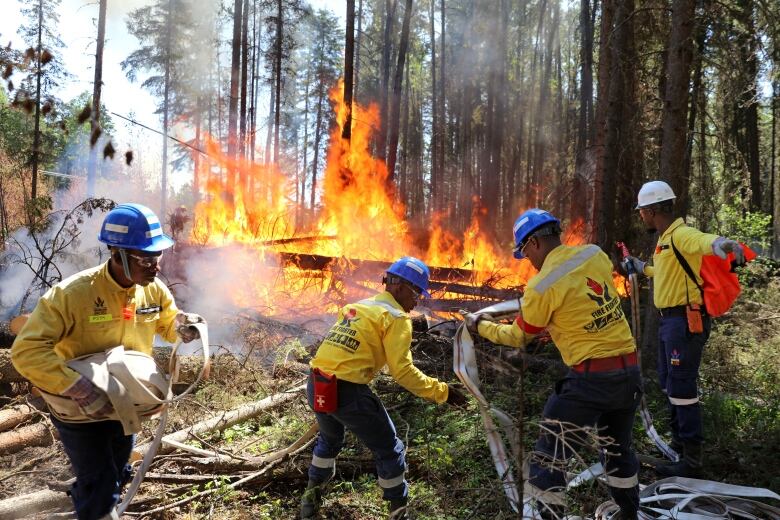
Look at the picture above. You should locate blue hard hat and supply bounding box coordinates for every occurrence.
[512,209,560,259]
[98,203,175,252]
[386,256,431,297]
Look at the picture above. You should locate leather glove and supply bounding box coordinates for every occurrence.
[462,312,494,334]
[61,376,114,418]
[176,312,205,343]
[712,237,746,265]
[621,256,646,275]
[446,384,469,408]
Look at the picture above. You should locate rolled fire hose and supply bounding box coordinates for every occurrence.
[617,242,679,462]
[117,322,211,514]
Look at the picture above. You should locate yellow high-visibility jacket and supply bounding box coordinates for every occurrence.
[311,291,449,404]
[643,218,719,309]
[11,262,180,395]
[478,244,636,366]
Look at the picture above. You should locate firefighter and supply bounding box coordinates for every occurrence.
[624,181,744,478]
[466,209,641,518]
[300,256,468,520]
[11,203,204,520]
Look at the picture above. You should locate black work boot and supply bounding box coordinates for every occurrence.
[655,442,703,478]
[300,480,324,519]
[388,496,409,520]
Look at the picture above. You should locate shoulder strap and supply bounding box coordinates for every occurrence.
[670,233,704,299]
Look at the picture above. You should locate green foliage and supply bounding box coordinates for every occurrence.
[717,198,772,249]
[222,421,254,444]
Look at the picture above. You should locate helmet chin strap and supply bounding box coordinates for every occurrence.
[117,248,133,280]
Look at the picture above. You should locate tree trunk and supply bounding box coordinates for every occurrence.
[239,0,250,163]
[354,0,364,100]
[591,0,614,242]
[86,0,107,197]
[342,0,356,141]
[386,0,413,187]
[378,0,398,161]
[773,79,779,256]
[301,65,311,215]
[682,18,707,218]
[274,0,283,165]
[250,2,260,166]
[311,70,325,210]
[429,0,438,213]
[659,0,696,216]
[228,0,243,193]
[572,0,593,224]
[160,0,174,221]
[437,0,446,214]
[30,0,43,202]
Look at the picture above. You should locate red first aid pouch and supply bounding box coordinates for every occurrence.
[312,368,338,413]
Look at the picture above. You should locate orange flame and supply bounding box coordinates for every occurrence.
[189,80,627,313]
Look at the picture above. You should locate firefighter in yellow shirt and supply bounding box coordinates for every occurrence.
[12,203,203,520]
[466,209,640,519]
[624,181,744,478]
[300,257,467,520]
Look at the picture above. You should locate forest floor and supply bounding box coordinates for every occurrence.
[1,260,779,519]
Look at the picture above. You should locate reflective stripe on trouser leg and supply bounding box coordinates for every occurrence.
[378,472,406,489]
[311,454,336,469]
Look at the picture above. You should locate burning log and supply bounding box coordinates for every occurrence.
[427,281,521,300]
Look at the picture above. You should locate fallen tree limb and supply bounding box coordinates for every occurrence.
[0,422,55,455]
[126,429,316,516]
[0,488,72,520]
[135,382,307,458]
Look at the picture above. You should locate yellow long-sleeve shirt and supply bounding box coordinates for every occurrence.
[311,291,449,404]
[478,244,636,366]
[11,261,180,395]
[643,218,719,308]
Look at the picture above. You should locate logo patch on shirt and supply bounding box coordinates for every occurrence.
[89,314,113,323]
[584,277,624,333]
[670,349,681,366]
[655,244,670,254]
[136,305,162,315]
[339,308,360,327]
[93,297,108,315]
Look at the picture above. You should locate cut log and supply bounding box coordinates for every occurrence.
[134,382,307,457]
[0,422,55,455]
[0,402,41,432]
[0,489,72,519]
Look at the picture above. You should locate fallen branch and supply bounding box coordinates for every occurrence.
[0,402,40,432]
[135,382,307,458]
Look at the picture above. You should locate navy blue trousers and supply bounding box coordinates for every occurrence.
[657,315,711,444]
[529,367,641,514]
[307,377,407,500]
[51,417,134,520]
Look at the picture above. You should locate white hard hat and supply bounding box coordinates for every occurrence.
[636,180,676,209]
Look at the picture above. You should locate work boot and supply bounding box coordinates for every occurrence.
[299,481,324,519]
[655,442,703,478]
[388,496,409,520]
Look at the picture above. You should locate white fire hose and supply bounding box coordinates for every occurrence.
[117,322,210,514]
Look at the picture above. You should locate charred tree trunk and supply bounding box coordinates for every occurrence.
[342,0,356,141]
[572,0,593,224]
[239,0,250,163]
[311,65,326,210]
[429,0,438,214]
[437,0,446,214]
[386,0,413,187]
[354,0,364,100]
[592,0,614,242]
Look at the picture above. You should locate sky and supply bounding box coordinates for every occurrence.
[0,0,345,185]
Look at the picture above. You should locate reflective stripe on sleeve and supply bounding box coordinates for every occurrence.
[605,473,638,488]
[669,396,699,405]
[357,299,405,318]
[311,454,336,469]
[377,472,405,489]
[534,245,601,294]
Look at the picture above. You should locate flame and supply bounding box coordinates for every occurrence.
[189,79,628,315]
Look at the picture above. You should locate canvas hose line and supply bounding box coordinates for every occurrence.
[618,241,679,463]
[113,322,210,515]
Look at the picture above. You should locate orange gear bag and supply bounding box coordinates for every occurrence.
[698,245,757,317]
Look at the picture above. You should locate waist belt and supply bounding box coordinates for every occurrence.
[658,305,707,318]
[572,351,638,374]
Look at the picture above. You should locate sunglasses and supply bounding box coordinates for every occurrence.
[127,252,164,268]
[514,236,536,257]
